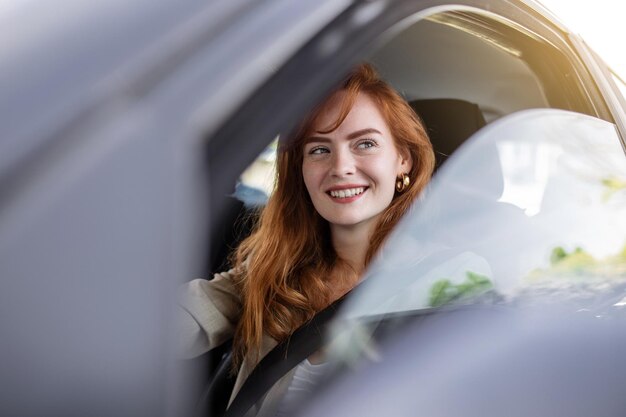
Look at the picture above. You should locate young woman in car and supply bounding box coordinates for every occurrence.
[179,63,435,416]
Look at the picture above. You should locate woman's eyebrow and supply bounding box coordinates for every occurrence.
[305,128,382,144]
[304,136,332,145]
[347,128,382,139]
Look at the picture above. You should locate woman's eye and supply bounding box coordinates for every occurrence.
[309,146,329,155]
[356,140,376,149]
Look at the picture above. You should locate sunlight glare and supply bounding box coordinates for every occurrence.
[540,0,626,78]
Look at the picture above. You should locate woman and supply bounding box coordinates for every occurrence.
[179,63,435,416]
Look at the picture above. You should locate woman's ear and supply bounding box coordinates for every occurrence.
[398,148,413,173]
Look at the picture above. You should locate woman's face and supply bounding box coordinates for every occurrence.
[302,91,411,234]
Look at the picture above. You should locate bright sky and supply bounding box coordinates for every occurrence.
[539,0,626,78]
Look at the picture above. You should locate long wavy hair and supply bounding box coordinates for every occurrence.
[231,63,435,368]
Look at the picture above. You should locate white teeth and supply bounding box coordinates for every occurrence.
[329,187,365,198]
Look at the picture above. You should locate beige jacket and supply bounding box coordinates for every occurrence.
[178,271,297,417]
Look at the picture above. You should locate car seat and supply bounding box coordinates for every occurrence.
[409,98,487,170]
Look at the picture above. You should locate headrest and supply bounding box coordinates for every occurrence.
[410,99,486,169]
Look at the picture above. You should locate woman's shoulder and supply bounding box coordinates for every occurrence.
[213,268,239,281]
[177,269,244,357]
[183,268,242,303]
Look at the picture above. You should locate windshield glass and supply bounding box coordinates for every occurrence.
[336,109,626,325]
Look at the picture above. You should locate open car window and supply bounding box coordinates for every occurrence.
[236,139,278,207]
[335,109,626,327]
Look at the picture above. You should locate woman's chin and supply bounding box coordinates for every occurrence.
[326,215,380,232]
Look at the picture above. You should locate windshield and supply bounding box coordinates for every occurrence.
[335,109,626,325]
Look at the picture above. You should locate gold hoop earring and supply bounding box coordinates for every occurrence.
[396,173,410,193]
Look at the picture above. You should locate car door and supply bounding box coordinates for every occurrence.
[0,1,350,416]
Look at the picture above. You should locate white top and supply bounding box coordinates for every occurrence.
[273,359,331,417]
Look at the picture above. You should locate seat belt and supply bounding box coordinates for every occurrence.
[223,295,347,417]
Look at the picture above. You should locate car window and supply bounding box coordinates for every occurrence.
[236,138,278,206]
[336,109,626,324]
[371,16,548,123]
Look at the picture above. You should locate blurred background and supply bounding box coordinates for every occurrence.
[2,0,624,76]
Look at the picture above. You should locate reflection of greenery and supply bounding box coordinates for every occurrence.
[549,246,595,270]
[601,176,626,202]
[429,272,493,307]
[427,246,626,308]
[528,244,626,280]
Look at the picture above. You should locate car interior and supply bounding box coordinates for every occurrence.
[210,10,599,273]
[196,8,608,415]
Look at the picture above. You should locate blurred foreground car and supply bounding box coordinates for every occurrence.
[1,0,625,416]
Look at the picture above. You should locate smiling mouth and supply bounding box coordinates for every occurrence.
[327,187,367,199]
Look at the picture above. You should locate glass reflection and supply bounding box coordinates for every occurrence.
[341,109,626,321]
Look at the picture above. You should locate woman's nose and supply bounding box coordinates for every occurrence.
[329,149,355,176]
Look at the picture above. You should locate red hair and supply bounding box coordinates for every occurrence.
[231,63,435,368]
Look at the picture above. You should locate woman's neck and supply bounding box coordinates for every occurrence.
[330,221,374,274]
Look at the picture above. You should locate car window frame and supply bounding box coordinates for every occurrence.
[206,0,613,241]
[206,0,606,231]
[568,34,626,150]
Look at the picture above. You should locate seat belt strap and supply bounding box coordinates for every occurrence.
[223,296,346,417]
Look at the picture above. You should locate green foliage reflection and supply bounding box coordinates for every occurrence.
[427,244,626,308]
[602,176,626,201]
[429,271,493,307]
[529,243,626,279]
